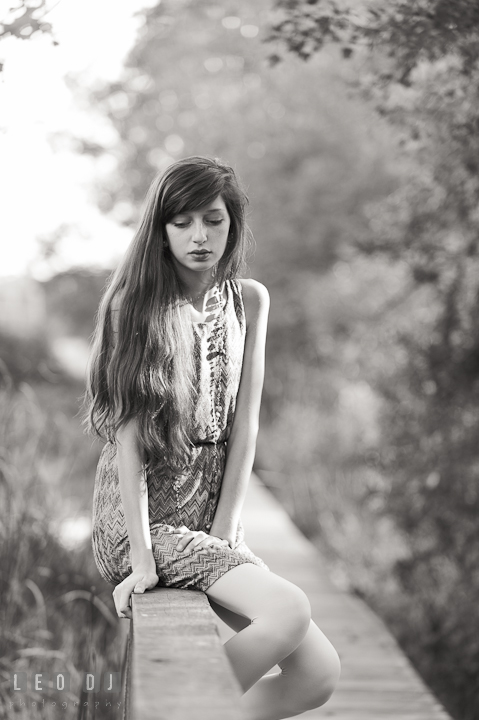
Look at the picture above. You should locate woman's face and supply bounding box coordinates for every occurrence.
[165,194,231,276]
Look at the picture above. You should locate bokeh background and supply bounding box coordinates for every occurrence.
[1,1,479,718]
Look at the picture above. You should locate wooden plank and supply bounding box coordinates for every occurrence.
[130,587,243,720]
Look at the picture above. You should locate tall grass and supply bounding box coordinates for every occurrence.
[0,373,125,720]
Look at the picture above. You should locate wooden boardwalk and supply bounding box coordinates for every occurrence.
[212,473,453,720]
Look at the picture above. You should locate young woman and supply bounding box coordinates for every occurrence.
[84,155,340,720]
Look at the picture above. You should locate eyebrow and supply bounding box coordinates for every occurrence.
[175,206,226,216]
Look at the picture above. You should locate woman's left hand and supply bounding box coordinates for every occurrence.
[173,525,234,553]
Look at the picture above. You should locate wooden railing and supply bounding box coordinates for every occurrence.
[119,587,243,719]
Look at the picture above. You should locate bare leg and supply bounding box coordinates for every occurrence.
[206,563,311,691]
[208,596,252,632]
[205,564,340,720]
[240,619,340,720]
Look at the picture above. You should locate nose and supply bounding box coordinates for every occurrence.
[191,220,207,244]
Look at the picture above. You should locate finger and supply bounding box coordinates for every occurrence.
[180,531,209,552]
[210,539,230,551]
[116,585,134,611]
[119,606,132,619]
[177,540,193,553]
[213,540,229,551]
[117,593,132,617]
[194,540,213,552]
[112,587,125,615]
[180,538,208,553]
[208,536,229,547]
[200,536,224,552]
[169,527,186,538]
[176,532,194,552]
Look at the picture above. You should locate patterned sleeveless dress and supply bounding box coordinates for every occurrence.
[91,278,270,592]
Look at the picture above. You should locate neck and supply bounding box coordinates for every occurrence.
[173,262,217,299]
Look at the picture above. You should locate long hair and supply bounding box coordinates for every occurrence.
[82,155,251,477]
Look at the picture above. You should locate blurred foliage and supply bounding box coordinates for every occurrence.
[0,330,64,387]
[41,269,110,339]
[267,2,479,718]
[267,0,479,80]
[0,269,110,387]
[0,0,57,71]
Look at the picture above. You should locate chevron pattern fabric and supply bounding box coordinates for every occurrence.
[91,279,270,591]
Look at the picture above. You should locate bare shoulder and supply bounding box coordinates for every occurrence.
[237,278,270,329]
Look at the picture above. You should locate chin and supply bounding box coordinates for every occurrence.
[185,257,217,270]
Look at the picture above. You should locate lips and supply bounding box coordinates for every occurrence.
[189,249,211,255]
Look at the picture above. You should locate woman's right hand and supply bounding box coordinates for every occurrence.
[112,565,159,620]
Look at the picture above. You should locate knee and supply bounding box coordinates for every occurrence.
[279,586,311,640]
[318,647,341,706]
[301,646,341,711]
[255,584,311,647]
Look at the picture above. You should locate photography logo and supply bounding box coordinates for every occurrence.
[9,672,123,711]
[10,671,122,692]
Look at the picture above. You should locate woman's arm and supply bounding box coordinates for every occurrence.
[210,278,270,546]
[112,424,159,618]
[116,418,156,570]
[110,291,156,571]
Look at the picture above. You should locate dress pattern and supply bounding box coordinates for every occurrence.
[91,278,270,592]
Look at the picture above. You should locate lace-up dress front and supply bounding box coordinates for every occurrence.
[91,279,269,592]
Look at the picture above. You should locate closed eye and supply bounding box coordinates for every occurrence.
[172,218,224,228]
